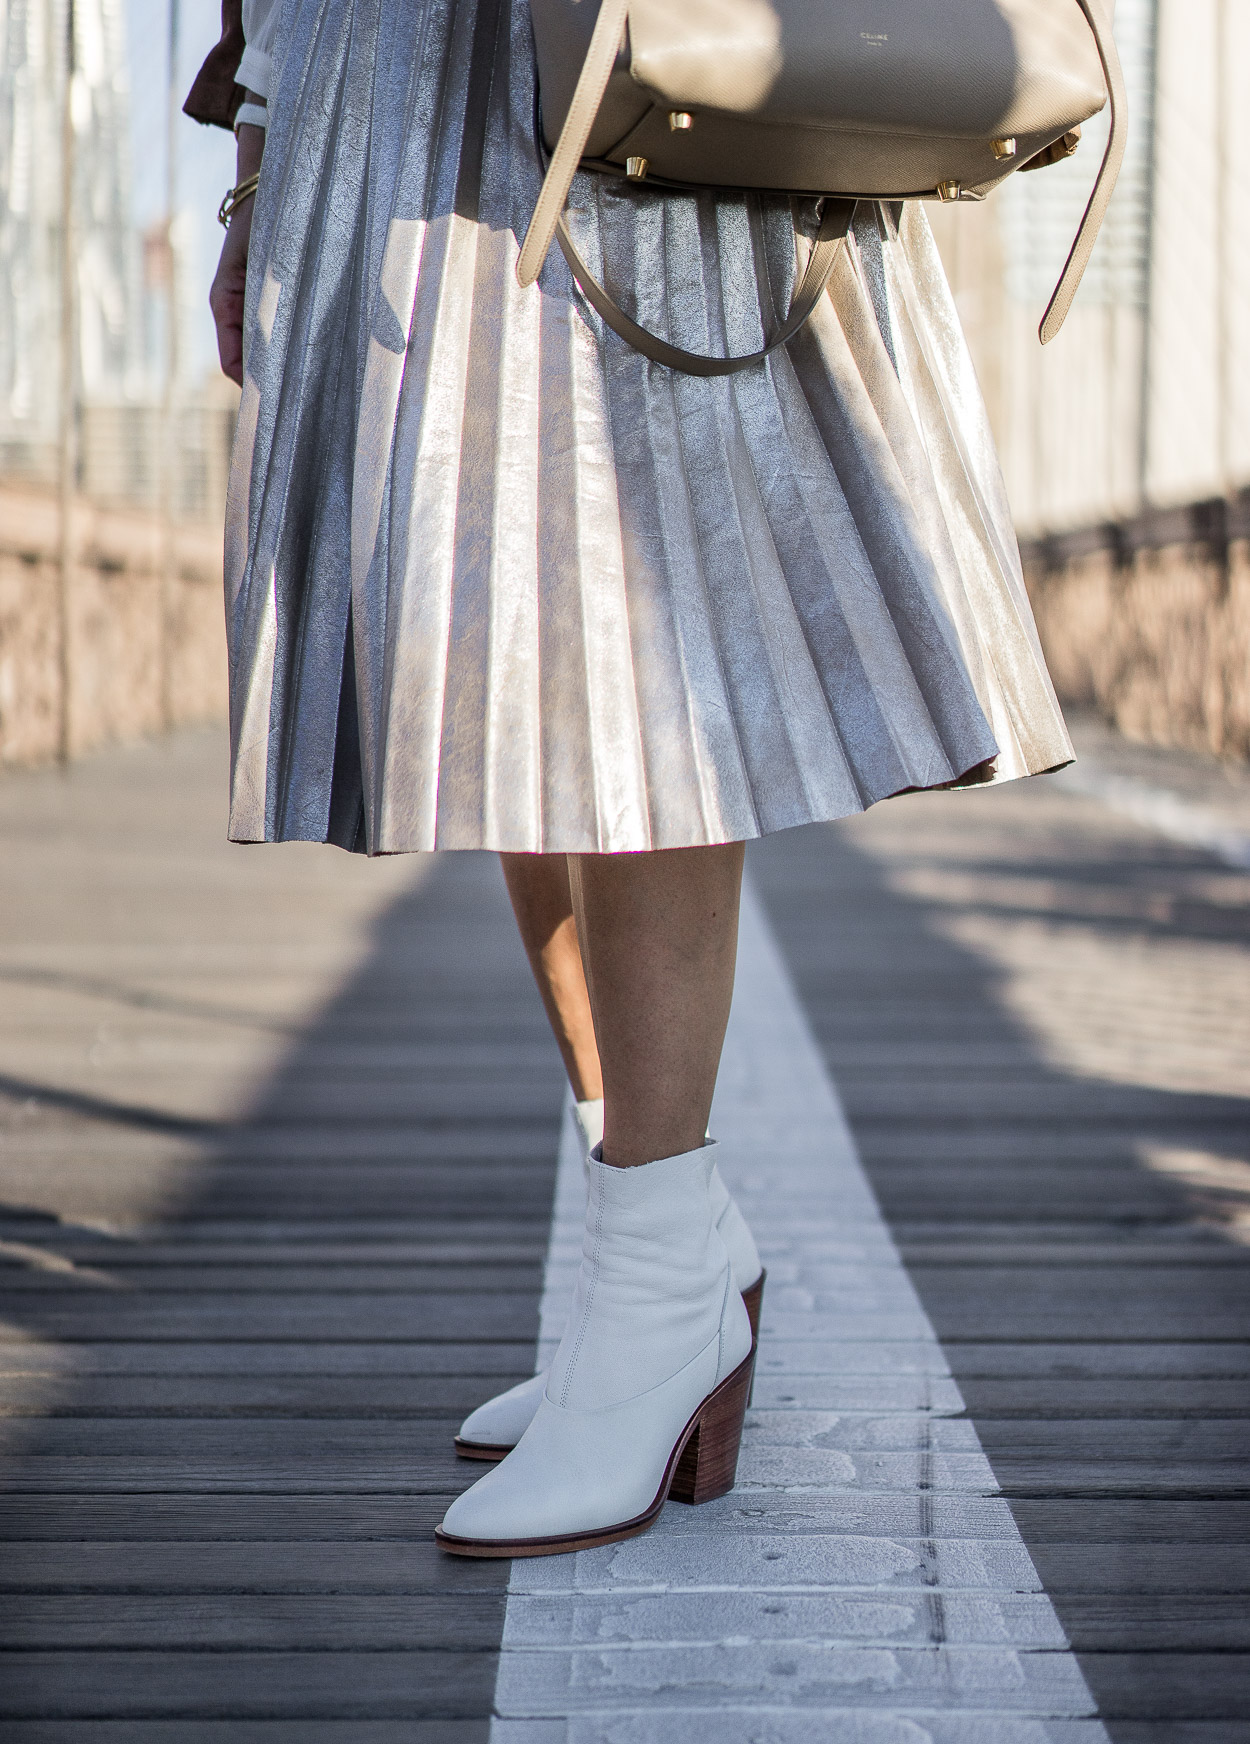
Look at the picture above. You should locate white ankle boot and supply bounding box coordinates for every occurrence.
[437,1141,754,1557]
[454,1098,764,1460]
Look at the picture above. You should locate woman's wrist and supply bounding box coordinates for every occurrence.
[235,125,266,180]
[220,116,264,230]
[235,90,266,177]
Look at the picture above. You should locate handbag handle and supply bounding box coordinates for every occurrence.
[554,198,856,377]
[1039,0,1127,343]
[518,0,1127,357]
[517,0,630,291]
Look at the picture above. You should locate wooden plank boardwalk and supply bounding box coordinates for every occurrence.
[0,715,1247,1737]
[753,719,1250,1741]
[0,729,565,1740]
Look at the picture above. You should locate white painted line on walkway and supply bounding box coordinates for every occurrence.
[1057,762,1250,870]
[491,878,1109,1743]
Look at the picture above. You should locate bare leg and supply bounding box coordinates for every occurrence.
[499,853,603,1103]
[569,844,744,1168]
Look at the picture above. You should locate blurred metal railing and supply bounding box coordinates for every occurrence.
[1,402,235,523]
[1,0,234,768]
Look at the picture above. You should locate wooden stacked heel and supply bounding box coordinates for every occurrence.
[669,1340,756,1504]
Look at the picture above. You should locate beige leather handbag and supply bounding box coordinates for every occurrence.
[518,0,1126,373]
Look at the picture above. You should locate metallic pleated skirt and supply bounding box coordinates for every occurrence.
[226,0,1073,854]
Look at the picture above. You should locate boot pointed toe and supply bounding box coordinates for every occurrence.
[455,1370,548,1457]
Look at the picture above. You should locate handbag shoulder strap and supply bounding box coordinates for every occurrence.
[1039,0,1128,343]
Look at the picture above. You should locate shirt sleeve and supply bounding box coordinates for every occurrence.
[238,0,281,99]
[182,0,245,130]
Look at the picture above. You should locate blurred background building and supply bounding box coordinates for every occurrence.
[1,0,1247,768]
[930,0,1250,762]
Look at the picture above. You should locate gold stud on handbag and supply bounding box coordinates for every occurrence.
[519,0,1126,373]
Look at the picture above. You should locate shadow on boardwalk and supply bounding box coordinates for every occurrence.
[0,739,563,1737]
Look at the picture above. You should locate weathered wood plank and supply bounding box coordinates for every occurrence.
[0,1375,525,1416]
[0,1650,501,1718]
[0,1420,497,1458]
[0,1243,546,1265]
[0,1595,509,1649]
[0,1168,555,1223]
[0,1135,560,1165]
[1008,1499,1250,1543]
[954,1378,1250,1417]
[0,1297,541,1340]
[1105,1729,1250,1743]
[1056,1596,1250,1650]
[1027,1542,1250,1591]
[902,1271,1250,1341]
[0,1724,485,1742]
[901,1247,1250,1269]
[0,1541,498,1597]
[976,1421,1250,1460]
[0,1343,533,1377]
[805,1084,1250,1120]
[934,1344,1250,1378]
[0,1490,1027,1543]
[0,1464,512,1494]
[0,1266,543,1294]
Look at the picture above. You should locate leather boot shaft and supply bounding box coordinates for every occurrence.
[548,1142,746,1412]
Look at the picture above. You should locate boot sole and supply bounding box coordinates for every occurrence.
[453,1269,765,1463]
[436,1342,756,1559]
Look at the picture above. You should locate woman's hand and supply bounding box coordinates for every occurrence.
[210,115,266,387]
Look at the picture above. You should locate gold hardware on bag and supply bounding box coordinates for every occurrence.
[1019,128,1082,172]
[991,137,1017,158]
[626,156,649,179]
[936,180,961,201]
[669,111,694,131]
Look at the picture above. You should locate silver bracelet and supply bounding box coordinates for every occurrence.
[234,102,269,133]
